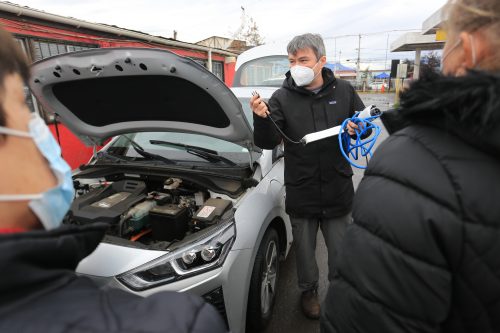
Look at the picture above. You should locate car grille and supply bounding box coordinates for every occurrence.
[202,286,228,328]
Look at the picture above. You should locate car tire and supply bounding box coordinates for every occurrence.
[246,228,280,331]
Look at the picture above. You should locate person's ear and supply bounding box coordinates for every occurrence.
[459,31,490,70]
[459,32,475,70]
[319,55,327,66]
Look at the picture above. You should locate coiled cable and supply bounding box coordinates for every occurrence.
[339,112,381,169]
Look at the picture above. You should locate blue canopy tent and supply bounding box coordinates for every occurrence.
[374,72,390,79]
[325,62,355,72]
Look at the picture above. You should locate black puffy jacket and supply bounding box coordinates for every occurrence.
[321,71,500,333]
[0,223,227,333]
[253,68,365,218]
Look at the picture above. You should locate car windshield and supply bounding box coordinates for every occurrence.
[105,132,251,166]
[237,97,254,129]
[235,55,289,87]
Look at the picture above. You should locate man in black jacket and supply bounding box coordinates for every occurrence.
[0,27,226,333]
[250,33,364,319]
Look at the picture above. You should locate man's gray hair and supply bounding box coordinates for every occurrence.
[287,33,326,60]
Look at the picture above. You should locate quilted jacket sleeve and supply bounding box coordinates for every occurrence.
[108,289,228,333]
[321,129,463,333]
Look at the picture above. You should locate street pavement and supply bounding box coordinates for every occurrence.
[255,92,393,333]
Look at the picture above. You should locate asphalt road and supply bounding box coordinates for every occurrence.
[256,93,393,333]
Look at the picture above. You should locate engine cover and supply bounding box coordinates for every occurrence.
[68,180,147,224]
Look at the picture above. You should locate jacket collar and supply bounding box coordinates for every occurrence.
[284,67,336,95]
[0,223,106,309]
[382,70,500,155]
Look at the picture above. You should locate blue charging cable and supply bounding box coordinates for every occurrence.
[252,90,383,169]
[339,112,382,169]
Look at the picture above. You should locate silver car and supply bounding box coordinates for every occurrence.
[30,48,292,333]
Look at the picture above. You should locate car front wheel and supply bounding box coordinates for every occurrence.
[247,228,280,331]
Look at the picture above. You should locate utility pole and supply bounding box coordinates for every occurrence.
[357,34,361,89]
[414,48,422,80]
[356,34,361,73]
[334,38,337,65]
[384,33,389,71]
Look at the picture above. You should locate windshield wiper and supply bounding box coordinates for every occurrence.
[122,136,176,165]
[149,140,237,166]
[95,150,131,163]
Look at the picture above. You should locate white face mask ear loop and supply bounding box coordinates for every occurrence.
[313,57,323,79]
[442,39,462,63]
[0,194,44,201]
[0,126,32,138]
[469,34,477,67]
[313,61,321,80]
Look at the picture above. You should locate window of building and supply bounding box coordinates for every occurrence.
[212,61,224,81]
[13,37,39,115]
[189,57,224,81]
[28,40,97,122]
[31,40,96,61]
[14,37,28,55]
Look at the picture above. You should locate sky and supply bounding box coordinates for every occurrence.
[9,0,449,70]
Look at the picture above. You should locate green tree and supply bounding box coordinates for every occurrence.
[420,52,441,76]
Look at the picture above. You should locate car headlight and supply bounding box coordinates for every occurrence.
[117,217,236,291]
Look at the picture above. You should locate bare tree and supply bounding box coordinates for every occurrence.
[231,7,264,46]
[242,17,264,46]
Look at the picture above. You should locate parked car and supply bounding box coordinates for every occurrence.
[233,42,288,88]
[369,82,388,90]
[29,47,292,333]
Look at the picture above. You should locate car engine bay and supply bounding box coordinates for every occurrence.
[66,176,234,249]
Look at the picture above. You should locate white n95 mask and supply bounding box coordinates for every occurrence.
[290,61,320,87]
[0,113,74,230]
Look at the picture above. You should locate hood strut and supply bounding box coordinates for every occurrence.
[246,141,255,170]
[92,144,98,160]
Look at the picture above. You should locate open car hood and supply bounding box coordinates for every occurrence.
[29,48,260,152]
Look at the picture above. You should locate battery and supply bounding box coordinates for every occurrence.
[149,204,189,241]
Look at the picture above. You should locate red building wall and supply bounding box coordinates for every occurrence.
[47,124,95,169]
[225,61,236,87]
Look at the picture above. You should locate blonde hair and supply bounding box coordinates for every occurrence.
[444,0,500,69]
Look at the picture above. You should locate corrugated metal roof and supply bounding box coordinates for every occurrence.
[325,62,355,72]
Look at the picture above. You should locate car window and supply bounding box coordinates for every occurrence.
[235,55,289,87]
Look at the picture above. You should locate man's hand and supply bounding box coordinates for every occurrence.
[250,92,270,118]
[346,120,365,136]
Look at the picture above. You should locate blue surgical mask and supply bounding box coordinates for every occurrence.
[0,113,74,230]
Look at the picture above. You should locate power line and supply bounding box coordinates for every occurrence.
[323,28,421,40]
